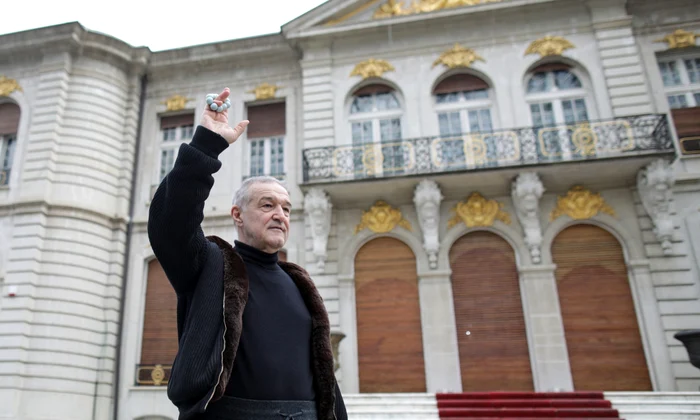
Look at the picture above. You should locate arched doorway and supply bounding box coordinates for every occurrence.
[552,224,652,391]
[449,231,533,391]
[355,237,426,392]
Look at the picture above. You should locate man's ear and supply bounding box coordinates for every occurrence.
[231,205,243,227]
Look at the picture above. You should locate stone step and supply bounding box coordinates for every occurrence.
[606,392,700,420]
[345,393,439,419]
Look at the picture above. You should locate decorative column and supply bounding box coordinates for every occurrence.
[511,172,545,264]
[303,188,332,273]
[637,159,676,255]
[519,264,574,392]
[413,179,443,269]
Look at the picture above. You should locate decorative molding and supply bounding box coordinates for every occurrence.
[161,94,191,112]
[374,0,503,19]
[511,172,545,264]
[354,200,412,234]
[549,186,615,221]
[414,179,443,269]
[656,29,697,50]
[637,159,675,256]
[350,58,395,79]
[0,76,22,97]
[432,43,485,69]
[448,192,511,228]
[525,35,575,57]
[248,82,281,101]
[303,188,333,273]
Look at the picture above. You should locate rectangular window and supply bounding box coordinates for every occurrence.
[246,102,286,178]
[684,58,700,84]
[659,61,682,86]
[468,109,493,132]
[1,135,16,186]
[562,99,589,124]
[668,94,689,109]
[158,113,195,181]
[438,112,462,137]
[530,102,555,127]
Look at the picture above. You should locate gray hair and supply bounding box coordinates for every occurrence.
[232,176,290,209]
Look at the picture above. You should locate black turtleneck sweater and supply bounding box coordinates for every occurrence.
[225,240,315,401]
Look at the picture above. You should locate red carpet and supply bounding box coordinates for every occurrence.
[436,392,622,419]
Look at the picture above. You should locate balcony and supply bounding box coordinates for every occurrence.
[302,114,674,186]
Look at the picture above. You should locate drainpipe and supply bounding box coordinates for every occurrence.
[111,71,148,420]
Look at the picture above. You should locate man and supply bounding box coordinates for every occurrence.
[148,87,348,420]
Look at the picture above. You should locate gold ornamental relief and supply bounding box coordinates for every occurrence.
[656,29,697,49]
[549,186,616,221]
[350,59,395,79]
[161,94,192,112]
[447,192,511,228]
[0,76,22,97]
[248,83,281,101]
[525,35,575,58]
[151,364,166,386]
[374,0,503,19]
[354,200,412,234]
[433,43,485,69]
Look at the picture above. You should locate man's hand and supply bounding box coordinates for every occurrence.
[200,87,249,144]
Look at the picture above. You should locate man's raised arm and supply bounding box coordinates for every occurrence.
[147,88,249,295]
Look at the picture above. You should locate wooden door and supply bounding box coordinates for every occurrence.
[355,237,426,392]
[449,231,533,391]
[552,224,652,391]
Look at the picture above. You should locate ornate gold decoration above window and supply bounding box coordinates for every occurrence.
[0,76,22,97]
[161,94,192,112]
[350,59,395,79]
[433,43,485,69]
[248,83,281,101]
[549,186,615,221]
[374,0,503,19]
[354,200,412,234]
[447,192,511,228]
[656,29,698,49]
[525,35,575,58]
[135,364,172,386]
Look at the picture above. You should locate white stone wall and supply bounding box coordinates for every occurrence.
[0,25,145,420]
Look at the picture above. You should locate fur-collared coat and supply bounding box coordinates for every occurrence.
[147,126,346,420]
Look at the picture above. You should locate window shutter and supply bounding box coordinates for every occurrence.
[353,84,393,96]
[0,103,21,136]
[160,113,195,130]
[673,107,700,154]
[140,259,178,366]
[531,63,572,74]
[433,74,489,95]
[247,102,286,139]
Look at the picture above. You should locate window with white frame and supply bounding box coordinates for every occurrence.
[658,56,700,109]
[433,73,494,169]
[525,63,590,127]
[434,73,494,137]
[246,102,286,179]
[349,84,403,175]
[0,102,21,187]
[158,114,195,181]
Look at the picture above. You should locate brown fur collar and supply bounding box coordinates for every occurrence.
[206,236,336,419]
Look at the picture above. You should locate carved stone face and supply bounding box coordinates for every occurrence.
[419,200,439,230]
[310,206,328,235]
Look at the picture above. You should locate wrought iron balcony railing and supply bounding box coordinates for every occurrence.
[302,114,674,183]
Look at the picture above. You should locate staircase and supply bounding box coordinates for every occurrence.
[436,392,621,419]
[345,393,439,419]
[606,392,700,420]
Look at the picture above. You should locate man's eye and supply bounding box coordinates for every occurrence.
[263,204,273,208]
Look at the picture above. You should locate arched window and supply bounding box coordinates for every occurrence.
[433,73,493,137]
[349,84,403,176]
[350,84,402,145]
[0,102,20,187]
[525,63,590,127]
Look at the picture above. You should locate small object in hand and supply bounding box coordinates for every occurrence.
[206,93,231,113]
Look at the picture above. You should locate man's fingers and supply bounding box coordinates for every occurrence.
[233,120,250,137]
[217,87,230,102]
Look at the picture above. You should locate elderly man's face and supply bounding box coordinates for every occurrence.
[231,182,291,253]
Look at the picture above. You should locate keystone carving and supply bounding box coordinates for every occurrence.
[637,159,675,256]
[414,179,443,269]
[512,172,545,264]
[304,188,333,273]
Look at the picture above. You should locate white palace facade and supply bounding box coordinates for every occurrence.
[1,0,700,419]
